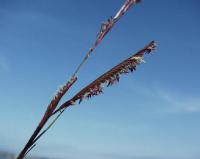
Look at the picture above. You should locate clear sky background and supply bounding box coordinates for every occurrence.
[0,0,200,159]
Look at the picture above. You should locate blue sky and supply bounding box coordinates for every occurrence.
[0,0,200,159]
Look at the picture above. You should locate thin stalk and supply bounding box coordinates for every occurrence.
[72,0,141,77]
[24,144,36,158]
[32,109,65,146]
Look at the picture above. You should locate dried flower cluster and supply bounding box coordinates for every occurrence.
[74,41,156,103]
[16,1,156,158]
[53,41,156,114]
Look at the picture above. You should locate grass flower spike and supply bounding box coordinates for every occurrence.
[53,41,156,114]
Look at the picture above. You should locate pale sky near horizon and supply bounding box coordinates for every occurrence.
[0,0,200,159]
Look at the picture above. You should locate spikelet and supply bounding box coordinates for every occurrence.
[70,41,156,104]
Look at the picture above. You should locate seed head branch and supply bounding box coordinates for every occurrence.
[53,41,156,115]
[73,0,141,77]
[16,1,143,158]
[16,77,77,159]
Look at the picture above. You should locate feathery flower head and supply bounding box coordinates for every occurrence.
[70,41,156,104]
